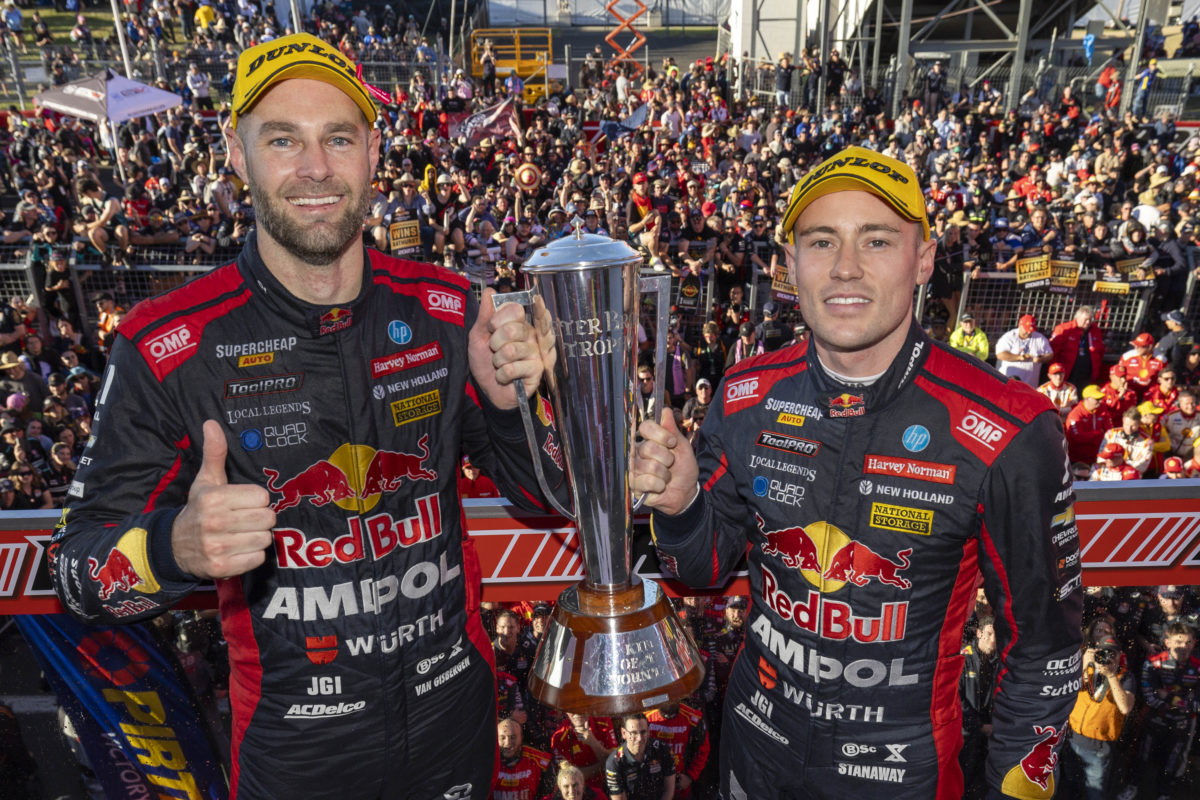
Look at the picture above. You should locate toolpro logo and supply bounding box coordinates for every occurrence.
[262,434,438,514]
[756,431,820,457]
[225,372,304,398]
[828,392,865,418]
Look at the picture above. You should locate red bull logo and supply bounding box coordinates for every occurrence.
[758,514,821,572]
[828,393,866,418]
[762,565,909,644]
[87,529,160,601]
[319,307,353,335]
[1003,725,1065,798]
[535,395,555,429]
[275,493,443,568]
[758,518,912,592]
[263,439,439,514]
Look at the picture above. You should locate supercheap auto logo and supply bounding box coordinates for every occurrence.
[263,434,438,514]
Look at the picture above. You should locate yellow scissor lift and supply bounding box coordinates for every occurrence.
[469,28,563,104]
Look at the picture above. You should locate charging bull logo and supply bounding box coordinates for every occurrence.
[87,529,161,601]
[263,439,439,514]
[1002,725,1065,799]
[757,518,911,593]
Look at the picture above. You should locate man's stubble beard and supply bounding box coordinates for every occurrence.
[248,170,370,267]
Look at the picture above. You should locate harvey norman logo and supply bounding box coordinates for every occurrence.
[371,342,443,379]
[863,455,956,485]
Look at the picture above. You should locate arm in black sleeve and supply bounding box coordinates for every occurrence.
[977,411,1083,797]
[49,335,200,624]
[648,392,754,588]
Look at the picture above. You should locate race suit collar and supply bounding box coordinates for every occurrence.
[805,319,932,418]
[237,230,372,337]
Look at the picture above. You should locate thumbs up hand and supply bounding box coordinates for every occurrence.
[171,419,275,580]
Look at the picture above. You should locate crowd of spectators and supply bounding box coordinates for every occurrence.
[0,3,1198,799]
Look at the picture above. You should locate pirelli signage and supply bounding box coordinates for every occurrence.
[391,389,441,427]
[869,502,934,535]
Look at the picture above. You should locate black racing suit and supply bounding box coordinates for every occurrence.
[650,322,1082,800]
[48,234,562,799]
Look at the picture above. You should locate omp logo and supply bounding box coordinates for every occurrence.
[238,352,274,367]
[727,377,759,402]
[146,324,196,363]
[425,289,464,317]
[957,410,1008,450]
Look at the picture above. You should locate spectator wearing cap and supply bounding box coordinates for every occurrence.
[678,208,717,281]
[1038,363,1079,419]
[725,321,763,370]
[1101,364,1138,418]
[0,296,28,358]
[1099,406,1154,476]
[1066,385,1115,468]
[1050,306,1106,388]
[1154,309,1194,373]
[1137,400,1172,473]
[948,313,989,362]
[994,314,1053,388]
[458,456,500,499]
[1131,59,1158,121]
[0,352,47,412]
[1161,388,1197,457]
[1160,456,1186,478]
[1089,442,1139,481]
[681,378,714,436]
[1135,586,1200,667]
[1182,344,1200,387]
[1120,332,1165,400]
[755,302,787,352]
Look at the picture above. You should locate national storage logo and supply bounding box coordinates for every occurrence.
[391,390,441,427]
[869,503,934,536]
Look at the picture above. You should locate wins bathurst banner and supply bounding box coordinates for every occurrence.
[14,615,228,799]
[1,481,1198,613]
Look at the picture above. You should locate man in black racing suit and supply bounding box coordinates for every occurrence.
[632,147,1082,800]
[48,34,562,800]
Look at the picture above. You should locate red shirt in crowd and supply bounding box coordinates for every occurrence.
[1065,402,1115,464]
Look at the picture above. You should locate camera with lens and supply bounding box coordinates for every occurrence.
[1093,646,1117,666]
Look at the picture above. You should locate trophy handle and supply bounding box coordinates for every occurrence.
[492,291,576,521]
[632,275,672,513]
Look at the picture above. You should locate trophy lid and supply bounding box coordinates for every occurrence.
[523,217,641,274]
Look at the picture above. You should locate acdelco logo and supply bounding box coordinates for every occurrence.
[425,289,463,317]
[146,324,196,363]
[727,377,759,402]
[957,410,1008,450]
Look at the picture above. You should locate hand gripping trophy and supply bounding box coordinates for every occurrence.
[496,219,705,714]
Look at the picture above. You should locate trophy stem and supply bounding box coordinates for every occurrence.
[576,581,641,616]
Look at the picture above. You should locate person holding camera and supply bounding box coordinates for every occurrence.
[1064,618,1134,799]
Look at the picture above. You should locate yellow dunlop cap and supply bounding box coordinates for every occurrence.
[231,33,378,129]
[782,146,930,243]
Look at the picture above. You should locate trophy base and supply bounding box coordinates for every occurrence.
[527,577,706,716]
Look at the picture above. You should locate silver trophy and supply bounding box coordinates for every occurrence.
[496,220,705,715]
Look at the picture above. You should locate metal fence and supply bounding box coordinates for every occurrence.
[729,55,1194,121]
